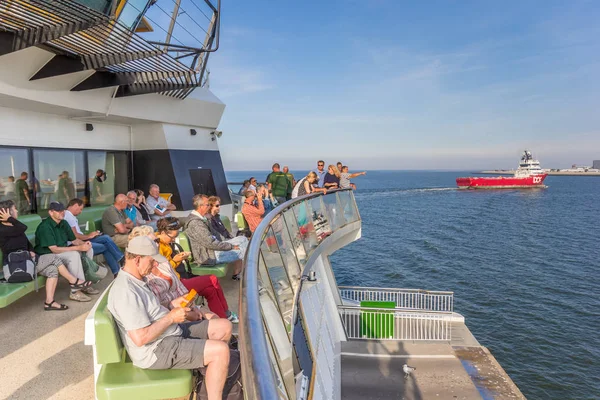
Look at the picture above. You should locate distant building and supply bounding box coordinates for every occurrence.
[594,160,600,169]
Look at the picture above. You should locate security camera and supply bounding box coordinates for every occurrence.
[209,130,223,141]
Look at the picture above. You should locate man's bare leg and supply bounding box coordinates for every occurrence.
[203,340,230,400]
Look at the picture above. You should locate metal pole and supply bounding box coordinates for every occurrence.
[164,0,182,49]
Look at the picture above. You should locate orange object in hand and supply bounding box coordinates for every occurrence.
[180,289,198,308]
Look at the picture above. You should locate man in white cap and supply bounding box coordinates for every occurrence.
[108,236,232,400]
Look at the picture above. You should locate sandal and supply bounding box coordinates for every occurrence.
[44,300,69,311]
[70,279,93,290]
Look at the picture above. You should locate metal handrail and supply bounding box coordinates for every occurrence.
[239,188,355,400]
[339,286,454,313]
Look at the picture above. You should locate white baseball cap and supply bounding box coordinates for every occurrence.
[126,236,168,263]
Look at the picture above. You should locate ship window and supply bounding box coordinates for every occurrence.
[0,148,30,211]
[88,151,129,206]
[33,150,85,211]
[117,0,153,30]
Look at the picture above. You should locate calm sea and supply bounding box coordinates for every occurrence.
[226,170,600,399]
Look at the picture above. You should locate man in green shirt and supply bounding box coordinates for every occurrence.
[35,201,99,300]
[15,171,30,215]
[266,163,291,204]
[282,166,295,201]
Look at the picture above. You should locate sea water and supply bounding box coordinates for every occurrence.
[227,170,600,399]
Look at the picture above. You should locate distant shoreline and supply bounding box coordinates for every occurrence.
[478,170,600,176]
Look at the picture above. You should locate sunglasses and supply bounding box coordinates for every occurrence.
[318,164,324,167]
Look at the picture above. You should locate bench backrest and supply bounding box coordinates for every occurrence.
[236,212,248,230]
[94,288,125,364]
[18,214,42,236]
[220,215,232,233]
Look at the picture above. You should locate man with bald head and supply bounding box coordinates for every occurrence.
[102,194,135,247]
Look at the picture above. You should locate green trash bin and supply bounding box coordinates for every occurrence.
[360,301,395,339]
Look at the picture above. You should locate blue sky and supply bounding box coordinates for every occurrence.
[153,1,600,170]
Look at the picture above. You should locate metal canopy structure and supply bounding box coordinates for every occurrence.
[0,0,218,99]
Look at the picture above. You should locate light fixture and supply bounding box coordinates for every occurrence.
[85,123,94,131]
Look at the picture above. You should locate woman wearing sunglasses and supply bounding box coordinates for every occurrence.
[151,218,238,322]
[206,196,232,240]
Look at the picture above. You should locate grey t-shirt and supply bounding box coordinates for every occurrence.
[102,205,127,236]
[107,270,181,368]
[339,172,351,189]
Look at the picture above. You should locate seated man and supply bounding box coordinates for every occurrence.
[125,190,157,229]
[35,201,99,301]
[65,198,124,278]
[241,189,265,233]
[146,184,176,221]
[102,194,134,248]
[184,194,248,281]
[108,236,232,400]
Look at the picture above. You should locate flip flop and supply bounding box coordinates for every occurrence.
[70,279,93,290]
[44,300,69,311]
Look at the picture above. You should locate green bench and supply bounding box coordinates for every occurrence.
[177,215,232,278]
[235,212,248,231]
[0,215,47,308]
[91,287,192,400]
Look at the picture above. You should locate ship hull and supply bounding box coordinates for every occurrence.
[456,174,548,189]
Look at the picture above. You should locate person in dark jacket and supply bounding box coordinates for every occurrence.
[205,196,233,240]
[184,194,248,280]
[0,200,87,310]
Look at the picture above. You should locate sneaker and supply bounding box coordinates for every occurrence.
[227,311,239,324]
[69,291,92,302]
[83,287,100,295]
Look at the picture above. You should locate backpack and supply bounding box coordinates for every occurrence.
[3,250,36,284]
[190,349,243,400]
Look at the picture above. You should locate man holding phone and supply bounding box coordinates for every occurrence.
[65,198,124,277]
[147,184,176,221]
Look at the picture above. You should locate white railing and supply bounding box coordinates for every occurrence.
[338,306,452,341]
[339,286,454,313]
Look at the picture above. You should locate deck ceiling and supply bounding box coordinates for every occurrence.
[0,0,200,99]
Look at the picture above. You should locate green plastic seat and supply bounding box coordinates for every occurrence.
[235,212,248,230]
[94,289,192,400]
[0,276,46,308]
[190,263,229,278]
[176,233,230,278]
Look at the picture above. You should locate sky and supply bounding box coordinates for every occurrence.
[153,0,600,170]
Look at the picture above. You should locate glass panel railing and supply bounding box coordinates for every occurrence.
[282,208,307,267]
[272,215,302,294]
[322,190,345,230]
[292,202,318,257]
[240,189,361,400]
[261,227,295,337]
[337,189,360,223]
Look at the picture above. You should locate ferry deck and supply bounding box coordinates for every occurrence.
[0,1,526,399]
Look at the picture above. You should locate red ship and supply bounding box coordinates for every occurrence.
[457,150,548,189]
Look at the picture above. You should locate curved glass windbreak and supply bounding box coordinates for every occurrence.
[239,189,360,400]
